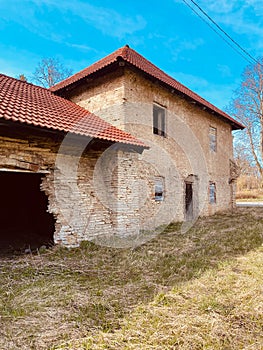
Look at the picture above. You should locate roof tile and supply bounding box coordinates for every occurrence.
[51,45,244,130]
[0,74,147,148]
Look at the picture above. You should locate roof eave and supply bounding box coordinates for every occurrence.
[50,60,122,95]
[0,117,149,151]
[120,61,245,131]
[51,56,244,131]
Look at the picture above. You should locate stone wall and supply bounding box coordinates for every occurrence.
[0,127,141,247]
[123,70,233,217]
[71,70,126,129]
[69,66,236,229]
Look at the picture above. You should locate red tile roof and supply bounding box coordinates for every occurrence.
[51,45,244,130]
[0,74,147,148]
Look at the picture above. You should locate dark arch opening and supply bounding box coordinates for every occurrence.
[0,171,55,254]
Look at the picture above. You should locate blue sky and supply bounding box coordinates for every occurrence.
[1,0,262,111]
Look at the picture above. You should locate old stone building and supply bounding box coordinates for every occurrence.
[0,46,243,251]
[52,45,244,238]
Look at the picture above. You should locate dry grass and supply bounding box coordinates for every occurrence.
[71,247,263,350]
[0,208,262,350]
[236,190,259,199]
[236,190,263,201]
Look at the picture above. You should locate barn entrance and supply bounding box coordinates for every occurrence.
[0,171,55,254]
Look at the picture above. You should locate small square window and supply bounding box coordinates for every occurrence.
[209,182,216,204]
[153,104,165,136]
[209,126,217,152]
[155,177,164,201]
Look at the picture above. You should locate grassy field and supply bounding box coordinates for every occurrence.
[0,208,262,350]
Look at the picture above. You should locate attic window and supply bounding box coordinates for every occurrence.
[155,177,164,201]
[153,104,166,136]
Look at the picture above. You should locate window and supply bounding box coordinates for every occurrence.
[154,177,164,201]
[209,126,217,152]
[153,104,165,136]
[209,182,216,204]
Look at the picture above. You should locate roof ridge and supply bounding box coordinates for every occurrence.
[120,44,130,59]
[49,46,243,129]
[50,46,128,92]
[119,46,243,128]
[122,47,227,115]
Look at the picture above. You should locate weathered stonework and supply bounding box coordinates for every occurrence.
[0,126,142,247]
[0,58,239,249]
[68,66,236,230]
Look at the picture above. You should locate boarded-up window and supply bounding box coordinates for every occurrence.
[155,177,164,201]
[209,126,217,152]
[153,104,165,136]
[209,182,216,204]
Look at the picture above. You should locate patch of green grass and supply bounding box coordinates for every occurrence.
[69,301,123,332]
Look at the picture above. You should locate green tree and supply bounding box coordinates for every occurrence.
[32,58,72,88]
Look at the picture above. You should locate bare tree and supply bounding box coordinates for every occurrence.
[32,58,72,88]
[228,58,263,182]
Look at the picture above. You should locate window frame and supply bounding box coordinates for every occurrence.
[209,182,216,204]
[209,126,217,152]
[153,103,166,137]
[154,177,164,201]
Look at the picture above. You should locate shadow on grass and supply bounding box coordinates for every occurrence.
[0,208,262,349]
[48,208,263,328]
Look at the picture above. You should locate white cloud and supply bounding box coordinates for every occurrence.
[246,0,263,15]
[165,37,204,62]
[197,0,237,14]
[6,0,147,40]
[195,0,263,52]
[175,0,263,55]
[0,1,66,43]
[59,1,146,39]
[65,42,98,53]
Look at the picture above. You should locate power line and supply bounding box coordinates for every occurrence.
[182,0,260,66]
[188,0,258,64]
